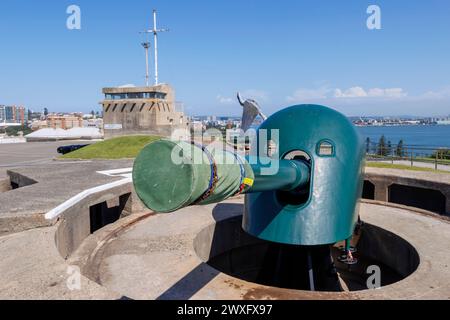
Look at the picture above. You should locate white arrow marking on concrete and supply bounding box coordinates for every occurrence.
[45,167,134,220]
[96,168,133,178]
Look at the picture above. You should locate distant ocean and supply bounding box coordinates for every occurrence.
[357,125,450,148]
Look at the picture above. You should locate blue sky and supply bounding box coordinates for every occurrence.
[0,0,449,117]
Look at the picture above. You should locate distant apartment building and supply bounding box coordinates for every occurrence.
[0,105,28,124]
[30,120,49,131]
[47,114,83,130]
[101,84,189,138]
[31,114,83,130]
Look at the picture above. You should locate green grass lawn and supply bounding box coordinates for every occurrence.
[367,162,450,174]
[61,135,161,160]
[414,156,450,164]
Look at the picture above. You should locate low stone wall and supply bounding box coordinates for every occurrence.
[0,177,11,193]
[55,185,148,259]
[364,167,450,216]
[7,170,37,188]
[3,164,449,261]
[357,223,420,278]
[194,215,420,292]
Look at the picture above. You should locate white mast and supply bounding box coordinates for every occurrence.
[150,9,169,85]
[153,10,159,86]
[140,9,169,86]
[141,42,151,86]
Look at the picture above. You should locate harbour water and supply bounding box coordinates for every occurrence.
[357,125,450,148]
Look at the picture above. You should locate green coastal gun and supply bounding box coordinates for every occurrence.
[133,139,311,212]
[133,104,365,247]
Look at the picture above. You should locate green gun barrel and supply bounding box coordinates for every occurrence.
[133,139,310,213]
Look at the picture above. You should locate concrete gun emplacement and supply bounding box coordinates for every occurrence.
[133,104,365,248]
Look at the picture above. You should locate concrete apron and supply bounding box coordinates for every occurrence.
[68,199,450,300]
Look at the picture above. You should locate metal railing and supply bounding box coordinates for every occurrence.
[366,143,450,171]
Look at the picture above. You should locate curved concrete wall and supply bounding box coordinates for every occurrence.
[364,167,450,216]
[194,216,420,292]
[56,167,449,259]
[54,182,147,259]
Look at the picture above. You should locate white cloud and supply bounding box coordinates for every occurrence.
[286,87,331,102]
[287,86,408,102]
[420,87,450,99]
[334,87,406,99]
[334,87,368,98]
[281,85,450,116]
[216,94,234,104]
[369,88,407,98]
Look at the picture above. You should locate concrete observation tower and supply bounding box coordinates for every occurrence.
[101,10,189,139]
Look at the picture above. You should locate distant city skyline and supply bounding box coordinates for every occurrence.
[1,0,450,117]
[1,103,449,120]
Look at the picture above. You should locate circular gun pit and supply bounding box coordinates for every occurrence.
[71,201,450,300]
[194,216,420,292]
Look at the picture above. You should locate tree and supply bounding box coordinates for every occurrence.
[387,140,392,156]
[431,149,450,160]
[377,135,387,156]
[43,108,49,117]
[366,137,371,154]
[91,110,95,117]
[396,140,405,158]
[6,125,32,137]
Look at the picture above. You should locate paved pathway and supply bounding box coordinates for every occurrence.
[373,160,450,171]
[0,140,94,169]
